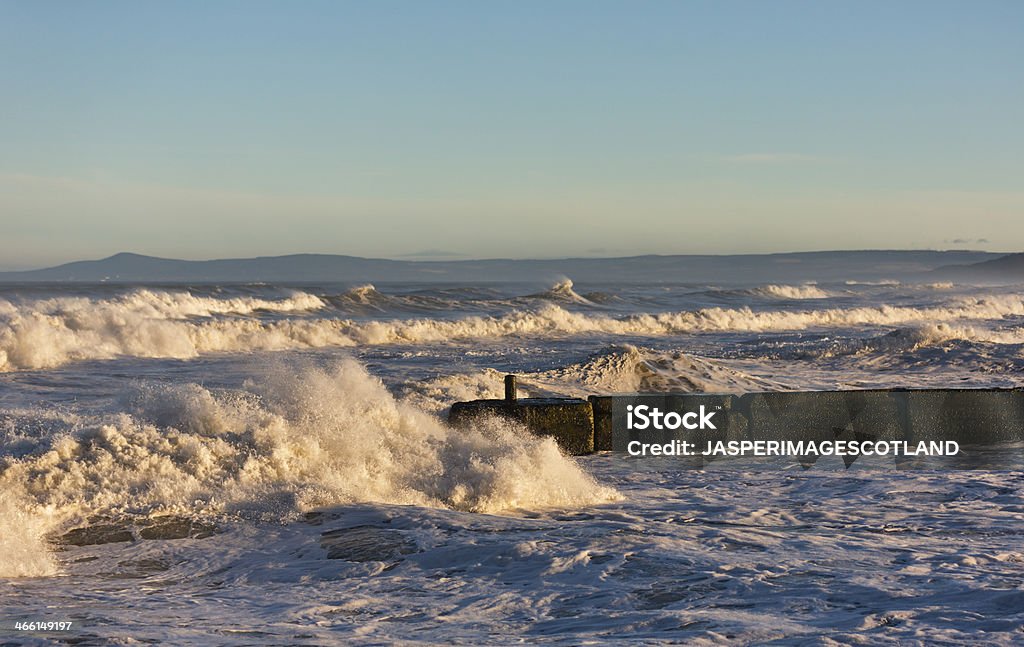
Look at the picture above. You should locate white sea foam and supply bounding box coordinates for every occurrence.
[400,346,791,414]
[751,284,830,299]
[10,288,325,320]
[0,360,618,575]
[4,279,1024,639]
[344,284,382,303]
[528,278,594,304]
[529,345,790,395]
[844,279,901,286]
[0,489,58,577]
[876,323,1024,348]
[798,323,1024,361]
[329,284,396,311]
[0,290,327,370]
[4,290,1024,371]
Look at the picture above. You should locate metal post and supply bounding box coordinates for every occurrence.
[505,374,517,402]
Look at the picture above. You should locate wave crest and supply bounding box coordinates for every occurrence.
[0,361,618,560]
[528,279,593,304]
[5,292,1024,371]
[400,346,790,415]
[753,284,830,299]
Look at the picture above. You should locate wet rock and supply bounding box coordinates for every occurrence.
[56,515,219,547]
[60,523,134,546]
[589,395,614,451]
[137,516,218,540]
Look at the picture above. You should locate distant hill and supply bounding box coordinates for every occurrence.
[0,250,1002,284]
[933,253,1024,281]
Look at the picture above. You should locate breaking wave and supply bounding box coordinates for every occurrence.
[4,290,1024,371]
[3,288,325,320]
[0,360,619,576]
[400,346,790,414]
[0,489,58,577]
[527,279,594,304]
[844,280,901,286]
[800,323,1024,359]
[530,345,790,395]
[704,284,831,300]
[750,284,830,299]
[324,284,463,314]
[338,284,388,306]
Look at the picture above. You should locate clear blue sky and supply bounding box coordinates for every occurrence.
[1,0,1022,268]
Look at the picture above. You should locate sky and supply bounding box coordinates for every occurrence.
[1,1,1022,268]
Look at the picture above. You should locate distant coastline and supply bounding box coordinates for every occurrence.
[0,250,1016,284]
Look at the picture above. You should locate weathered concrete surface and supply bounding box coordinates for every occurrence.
[451,388,1024,460]
[606,389,1024,452]
[449,398,595,455]
[610,394,743,466]
[589,396,614,451]
[903,390,1024,444]
[742,389,1024,445]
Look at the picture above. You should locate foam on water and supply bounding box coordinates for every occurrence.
[0,489,57,577]
[0,289,325,370]
[527,278,595,304]
[399,346,791,414]
[4,287,1024,371]
[2,279,1024,642]
[0,359,618,575]
[327,284,407,313]
[4,288,324,319]
[528,345,791,395]
[750,284,831,299]
[817,323,1024,356]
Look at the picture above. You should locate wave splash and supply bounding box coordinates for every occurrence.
[400,346,791,413]
[0,289,325,370]
[795,323,1024,360]
[0,360,619,576]
[0,489,58,577]
[4,289,1024,371]
[527,278,594,304]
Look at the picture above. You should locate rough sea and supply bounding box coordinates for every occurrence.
[2,278,1023,644]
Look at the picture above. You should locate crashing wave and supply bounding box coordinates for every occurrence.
[399,346,791,415]
[5,291,1024,371]
[0,360,620,576]
[751,284,830,299]
[527,279,594,304]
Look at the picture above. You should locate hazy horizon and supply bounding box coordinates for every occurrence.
[3,1,1022,267]
[0,246,1016,274]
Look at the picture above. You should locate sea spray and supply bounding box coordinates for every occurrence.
[527,278,595,304]
[0,359,619,576]
[397,346,791,415]
[0,489,58,577]
[4,288,1024,371]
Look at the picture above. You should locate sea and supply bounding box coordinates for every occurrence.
[2,278,1023,644]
